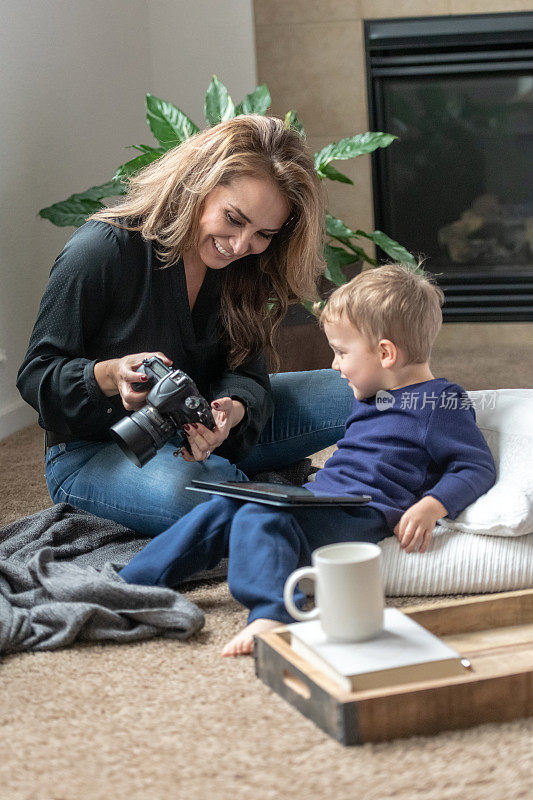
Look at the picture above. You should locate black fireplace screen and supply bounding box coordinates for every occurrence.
[365,13,533,321]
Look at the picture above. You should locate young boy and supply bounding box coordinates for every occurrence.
[119,265,496,656]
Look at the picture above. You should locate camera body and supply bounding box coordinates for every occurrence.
[110,356,216,467]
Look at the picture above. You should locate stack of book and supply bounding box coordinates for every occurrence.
[287,608,469,692]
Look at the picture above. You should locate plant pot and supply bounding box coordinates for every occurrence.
[276,315,332,372]
[276,260,363,372]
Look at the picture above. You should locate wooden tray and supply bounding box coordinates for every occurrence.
[254,589,533,745]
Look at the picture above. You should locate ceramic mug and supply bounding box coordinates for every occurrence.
[283,542,384,642]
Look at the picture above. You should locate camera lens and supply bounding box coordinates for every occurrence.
[110,405,178,467]
[110,415,157,468]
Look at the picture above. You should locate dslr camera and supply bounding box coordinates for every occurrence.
[110,356,215,468]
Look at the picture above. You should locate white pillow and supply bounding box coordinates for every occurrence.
[441,389,533,537]
[381,527,533,595]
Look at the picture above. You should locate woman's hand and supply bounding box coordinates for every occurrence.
[94,352,173,411]
[180,397,245,462]
[393,496,448,554]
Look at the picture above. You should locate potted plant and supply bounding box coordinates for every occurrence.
[39,77,416,369]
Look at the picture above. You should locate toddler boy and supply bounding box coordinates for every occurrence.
[120,265,496,656]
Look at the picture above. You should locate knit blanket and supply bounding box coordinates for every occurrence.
[0,503,204,655]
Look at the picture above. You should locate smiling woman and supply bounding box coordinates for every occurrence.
[90,115,326,371]
[17,115,354,536]
[185,176,289,312]
[194,177,289,268]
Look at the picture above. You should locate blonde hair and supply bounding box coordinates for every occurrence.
[318,264,444,363]
[91,115,325,370]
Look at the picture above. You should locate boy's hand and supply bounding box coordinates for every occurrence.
[393,496,448,554]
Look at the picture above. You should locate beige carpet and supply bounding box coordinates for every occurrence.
[2,326,533,800]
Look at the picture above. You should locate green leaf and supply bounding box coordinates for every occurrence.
[284,111,305,137]
[235,84,271,116]
[314,132,397,172]
[204,76,235,126]
[302,299,320,315]
[338,241,376,266]
[325,215,377,266]
[38,180,127,228]
[324,244,358,286]
[326,218,415,267]
[318,163,353,184]
[326,214,357,239]
[127,143,165,154]
[39,197,103,227]
[113,148,164,181]
[363,230,418,268]
[146,94,199,149]
[78,180,127,201]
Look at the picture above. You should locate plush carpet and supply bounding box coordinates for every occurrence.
[2,324,533,800]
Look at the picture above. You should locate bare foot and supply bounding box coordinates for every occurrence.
[221,618,281,657]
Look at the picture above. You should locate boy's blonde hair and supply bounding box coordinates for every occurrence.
[319,264,444,363]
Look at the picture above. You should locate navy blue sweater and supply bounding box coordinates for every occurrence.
[306,378,496,531]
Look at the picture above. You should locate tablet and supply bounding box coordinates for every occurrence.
[187,480,371,508]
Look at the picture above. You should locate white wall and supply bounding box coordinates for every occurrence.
[0,0,257,440]
[148,0,257,126]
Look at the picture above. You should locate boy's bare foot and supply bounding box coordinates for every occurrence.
[221,618,281,657]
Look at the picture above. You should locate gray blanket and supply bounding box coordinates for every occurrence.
[0,503,204,654]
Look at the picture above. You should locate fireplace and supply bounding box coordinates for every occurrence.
[365,12,533,321]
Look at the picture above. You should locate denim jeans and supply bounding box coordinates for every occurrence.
[45,369,354,536]
[119,495,387,624]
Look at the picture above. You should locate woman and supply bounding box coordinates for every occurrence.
[17,115,354,536]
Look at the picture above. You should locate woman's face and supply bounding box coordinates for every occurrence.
[193,175,290,269]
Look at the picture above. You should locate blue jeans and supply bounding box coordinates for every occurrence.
[119,495,387,624]
[45,370,354,536]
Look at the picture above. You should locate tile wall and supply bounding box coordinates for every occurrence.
[254,1,533,376]
[253,0,532,233]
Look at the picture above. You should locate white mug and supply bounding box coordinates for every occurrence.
[283,542,384,642]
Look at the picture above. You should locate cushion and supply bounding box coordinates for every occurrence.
[381,526,533,596]
[441,389,533,537]
[310,389,533,595]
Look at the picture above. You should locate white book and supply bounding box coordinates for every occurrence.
[288,608,468,692]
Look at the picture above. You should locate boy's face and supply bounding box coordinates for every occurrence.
[324,316,384,401]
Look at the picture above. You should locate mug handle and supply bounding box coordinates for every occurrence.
[283,567,320,622]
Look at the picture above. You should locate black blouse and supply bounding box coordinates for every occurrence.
[17,220,274,462]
